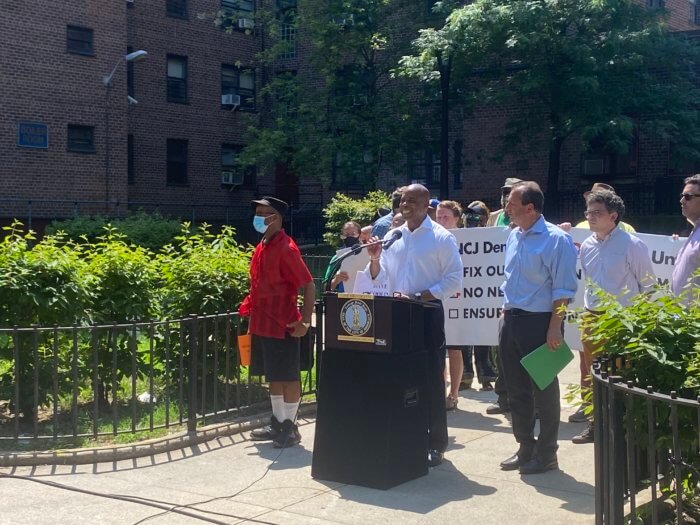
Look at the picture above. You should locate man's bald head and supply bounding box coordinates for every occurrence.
[400,184,430,230]
[404,184,430,202]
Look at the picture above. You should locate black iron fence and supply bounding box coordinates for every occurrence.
[593,357,700,525]
[0,306,322,446]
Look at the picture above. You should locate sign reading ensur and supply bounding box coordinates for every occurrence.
[445,227,685,349]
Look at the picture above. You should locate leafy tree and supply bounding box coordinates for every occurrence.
[401,0,700,208]
[231,0,429,190]
[322,190,390,246]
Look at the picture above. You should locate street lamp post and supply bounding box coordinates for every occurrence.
[103,50,147,213]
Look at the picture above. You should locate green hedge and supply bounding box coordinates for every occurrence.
[46,212,182,251]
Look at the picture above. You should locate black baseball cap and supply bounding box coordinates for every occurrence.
[251,196,289,217]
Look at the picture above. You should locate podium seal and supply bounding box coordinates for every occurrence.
[340,299,373,338]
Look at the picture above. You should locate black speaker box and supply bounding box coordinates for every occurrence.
[311,349,429,489]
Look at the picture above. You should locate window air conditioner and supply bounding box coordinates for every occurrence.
[221,171,245,185]
[221,94,241,106]
[583,159,606,176]
[238,18,255,29]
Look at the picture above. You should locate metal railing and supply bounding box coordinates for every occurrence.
[0,307,321,445]
[593,357,700,525]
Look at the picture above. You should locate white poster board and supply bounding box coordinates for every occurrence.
[444,227,685,348]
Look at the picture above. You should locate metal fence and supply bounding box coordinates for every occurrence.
[593,357,700,525]
[0,307,322,445]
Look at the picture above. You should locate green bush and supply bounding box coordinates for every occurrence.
[159,223,252,318]
[322,191,391,247]
[0,221,254,418]
[47,212,181,251]
[584,282,700,492]
[0,223,95,415]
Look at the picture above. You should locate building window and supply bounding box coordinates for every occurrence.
[222,144,256,187]
[691,0,700,24]
[221,0,254,30]
[66,26,94,55]
[647,0,664,7]
[166,0,188,18]
[273,71,298,119]
[277,0,297,59]
[128,135,135,185]
[580,137,637,179]
[408,143,440,187]
[167,139,188,185]
[221,65,256,110]
[167,55,188,103]
[67,125,95,153]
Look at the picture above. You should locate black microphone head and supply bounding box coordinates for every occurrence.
[392,230,402,240]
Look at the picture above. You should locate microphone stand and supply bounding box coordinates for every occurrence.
[323,239,384,293]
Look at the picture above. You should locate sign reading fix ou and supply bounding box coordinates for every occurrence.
[17,122,49,149]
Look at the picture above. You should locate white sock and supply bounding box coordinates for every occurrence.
[270,395,285,422]
[284,400,300,423]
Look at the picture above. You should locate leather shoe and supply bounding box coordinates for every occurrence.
[428,449,443,467]
[500,451,532,471]
[486,403,510,415]
[519,455,558,475]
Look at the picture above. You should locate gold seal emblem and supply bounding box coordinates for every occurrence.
[340,299,372,337]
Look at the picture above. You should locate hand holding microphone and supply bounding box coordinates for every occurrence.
[367,230,403,261]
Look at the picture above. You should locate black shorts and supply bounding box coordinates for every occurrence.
[250,334,301,382]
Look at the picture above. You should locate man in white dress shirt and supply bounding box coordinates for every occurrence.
[573,189,655,444]
[364,184,463,467]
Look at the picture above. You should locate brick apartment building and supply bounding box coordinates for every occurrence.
[0,0,698,239]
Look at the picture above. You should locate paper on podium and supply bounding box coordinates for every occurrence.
[520,340,574,390]
[335,248,369,293]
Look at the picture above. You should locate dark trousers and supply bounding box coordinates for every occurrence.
[493,345,509,407]
[499,310,560,460]
[425,301,448,453]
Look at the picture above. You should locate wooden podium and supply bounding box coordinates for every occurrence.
[311,293,436,489]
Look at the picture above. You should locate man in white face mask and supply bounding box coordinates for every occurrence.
[240,196,316,449]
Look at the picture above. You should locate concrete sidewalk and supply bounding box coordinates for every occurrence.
[0,359,594,524]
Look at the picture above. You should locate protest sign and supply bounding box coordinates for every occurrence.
[445,227,685,348]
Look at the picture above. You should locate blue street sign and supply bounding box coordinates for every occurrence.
[17,122,49,149]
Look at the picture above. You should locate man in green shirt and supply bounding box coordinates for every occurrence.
[487,177,523,227]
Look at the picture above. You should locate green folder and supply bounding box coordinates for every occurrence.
[520,340,574,390]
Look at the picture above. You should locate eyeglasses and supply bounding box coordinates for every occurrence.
[680,193,700,201]
[583,210,607,218]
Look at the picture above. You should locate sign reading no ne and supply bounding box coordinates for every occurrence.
[17,122,49,149]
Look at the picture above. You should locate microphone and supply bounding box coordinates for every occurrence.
[382,229,402,250]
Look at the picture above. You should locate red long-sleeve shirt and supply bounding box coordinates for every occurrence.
[239,230,313,338]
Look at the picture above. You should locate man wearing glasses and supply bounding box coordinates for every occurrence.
[671,174,700,301]
[572,189,655,444]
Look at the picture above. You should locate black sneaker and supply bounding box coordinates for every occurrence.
[568,404,591,423]
[273,420,302,448]
[250,416,282,441]
[572,423,594,444]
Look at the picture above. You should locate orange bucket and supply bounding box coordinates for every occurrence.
[238,334,252,366]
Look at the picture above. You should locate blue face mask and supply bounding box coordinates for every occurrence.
[253,215,269,234]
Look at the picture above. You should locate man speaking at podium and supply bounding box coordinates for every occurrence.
[363,184,463,467]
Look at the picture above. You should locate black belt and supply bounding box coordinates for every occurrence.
[504,308,548,316]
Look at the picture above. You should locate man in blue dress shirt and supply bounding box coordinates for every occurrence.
[497,181,578,475]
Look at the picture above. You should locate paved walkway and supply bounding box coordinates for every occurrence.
[0,359,594,524]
